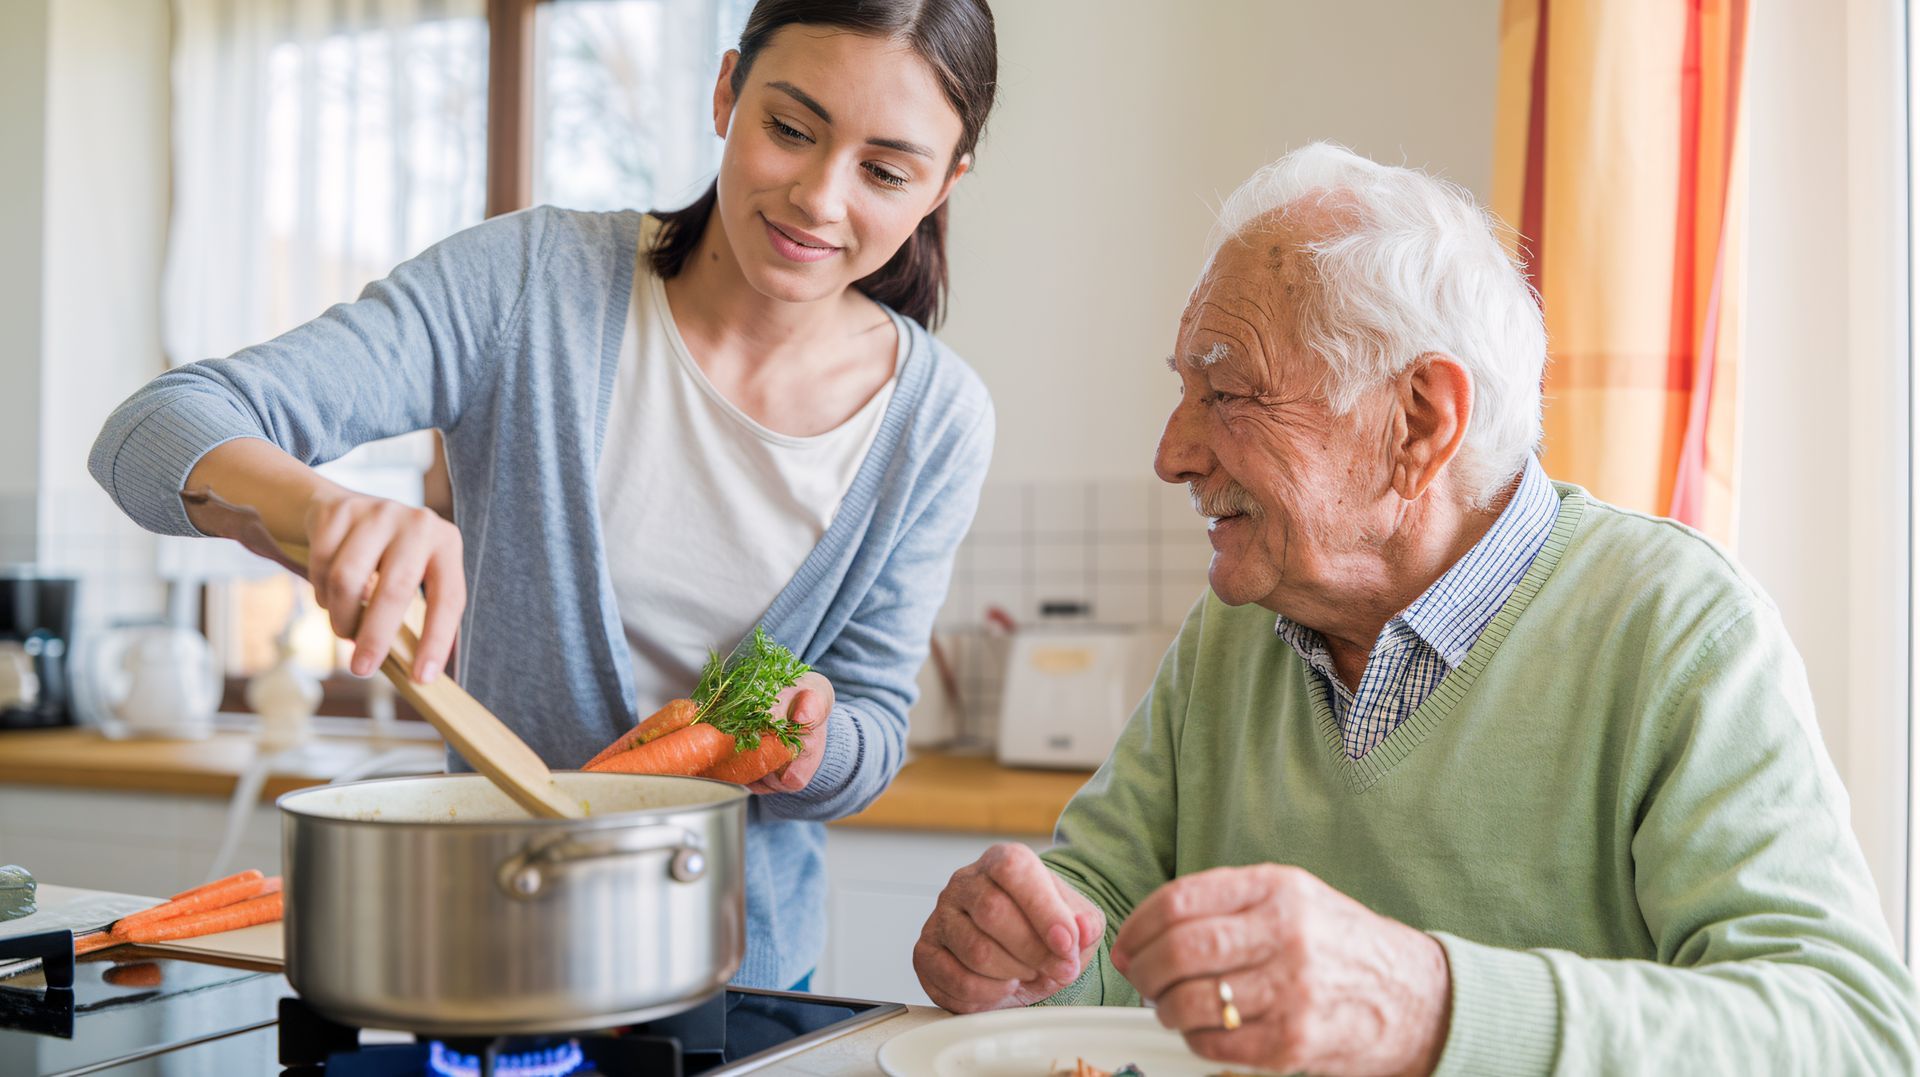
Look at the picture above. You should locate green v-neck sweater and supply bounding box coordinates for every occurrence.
[1040,485,1919,1074]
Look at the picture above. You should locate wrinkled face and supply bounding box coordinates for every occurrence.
[710,27,967,304]
[1152,222,1395,613]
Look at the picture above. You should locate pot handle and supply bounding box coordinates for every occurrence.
[498,825,707,899]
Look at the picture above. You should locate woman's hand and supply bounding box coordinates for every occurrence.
[303,488,466,683]
[747,671,834,794]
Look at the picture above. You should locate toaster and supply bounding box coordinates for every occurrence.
[995,626,1168,769]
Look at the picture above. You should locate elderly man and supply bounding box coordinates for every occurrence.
[913,143,1919,1075]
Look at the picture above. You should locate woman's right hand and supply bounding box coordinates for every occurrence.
[302,489,465,682]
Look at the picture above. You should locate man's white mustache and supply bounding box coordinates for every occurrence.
[1189,483,1262,519]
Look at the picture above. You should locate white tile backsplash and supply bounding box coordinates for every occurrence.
[919,477,1214,747]
[1094,479,1153,537]
[1030,482,1090,536]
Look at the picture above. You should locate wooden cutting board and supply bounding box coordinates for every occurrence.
[144,921,284,966]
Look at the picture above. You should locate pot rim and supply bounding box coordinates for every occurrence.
[276,770,748,831]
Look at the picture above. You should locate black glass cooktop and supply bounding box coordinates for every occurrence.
[0,948,900,1076]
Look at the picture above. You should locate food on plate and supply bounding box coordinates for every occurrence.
[584,627,810,786]
[1050,1062,1147,1077]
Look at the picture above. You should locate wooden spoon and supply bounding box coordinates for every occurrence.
[177,489,584,818]
[270,539,585,819]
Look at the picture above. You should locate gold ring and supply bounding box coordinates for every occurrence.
[1217,978,1241,1031]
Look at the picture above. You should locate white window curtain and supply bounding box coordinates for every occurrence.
[165,0,489,369]
[161,0,488,577]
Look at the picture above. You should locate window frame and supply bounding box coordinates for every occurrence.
[488,0,539,217]
[214,0,539,718]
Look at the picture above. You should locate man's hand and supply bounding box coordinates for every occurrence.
[913,843,1105,1013]
[747,672,834,794]
[1112,864,1451,1077]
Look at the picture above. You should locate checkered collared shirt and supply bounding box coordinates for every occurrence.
[1275,457,1559,760]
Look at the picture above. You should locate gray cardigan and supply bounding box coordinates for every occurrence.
[90,206,995,989]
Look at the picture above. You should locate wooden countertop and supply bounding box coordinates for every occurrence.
[0,728,1093,836]
[0,726,445,801]
[838,752,1092,836]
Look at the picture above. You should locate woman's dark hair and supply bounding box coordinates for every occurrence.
[648,0,997,330]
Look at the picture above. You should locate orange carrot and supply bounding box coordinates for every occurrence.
[583,722,735,776]
[583,699,700,769]
[164,868,263,903]
[700,736,796,785]
[73,930,121,956]
[112,872,269,937]
[117,891,283,943]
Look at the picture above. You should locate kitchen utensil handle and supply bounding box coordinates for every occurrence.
[498,825,708,899]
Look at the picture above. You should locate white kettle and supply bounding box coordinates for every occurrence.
[74,625,223,740]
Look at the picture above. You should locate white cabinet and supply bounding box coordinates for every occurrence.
[0,786,281,896]
[816,826,1047,1005]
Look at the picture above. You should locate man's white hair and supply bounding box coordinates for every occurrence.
[1202,142,1546,508]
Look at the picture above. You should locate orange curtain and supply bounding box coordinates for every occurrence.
[1493,0,1750,543]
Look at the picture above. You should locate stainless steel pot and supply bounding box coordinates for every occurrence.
[278,771,745,1035]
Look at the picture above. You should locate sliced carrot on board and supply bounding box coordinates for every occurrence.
[163,868,263,904]
[73,930,121,956]
[117,891,283,943]
[111,872,269,938]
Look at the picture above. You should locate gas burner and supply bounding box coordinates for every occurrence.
[276,987,905,1076]
[428,1038,586,1077]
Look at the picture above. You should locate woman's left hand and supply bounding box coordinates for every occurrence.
[748,672,835,794]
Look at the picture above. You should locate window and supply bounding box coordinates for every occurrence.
[533,0,749,211]
[182,0,744,707]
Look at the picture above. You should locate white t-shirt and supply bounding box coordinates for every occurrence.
[596,241,901,710]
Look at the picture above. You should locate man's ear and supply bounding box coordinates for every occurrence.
[1389,354,1473,501]
[712,51,742,138]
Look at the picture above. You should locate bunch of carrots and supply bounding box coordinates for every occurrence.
[583,627,810,786]
[73,868,284,956]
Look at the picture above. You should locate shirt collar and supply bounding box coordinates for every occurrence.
[1273,456,1559,670]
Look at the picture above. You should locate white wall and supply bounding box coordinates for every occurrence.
[39,0,173,624]
[0,0,50,565]
[1743,0,1909,944]
[942,0,1504,485]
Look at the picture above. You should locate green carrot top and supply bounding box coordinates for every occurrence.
[690,627,810,756]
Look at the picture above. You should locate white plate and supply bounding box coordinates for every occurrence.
[877,1006,1239,1076]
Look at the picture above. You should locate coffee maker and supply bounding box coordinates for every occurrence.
[0,571,79,730]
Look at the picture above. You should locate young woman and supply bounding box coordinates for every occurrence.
[90,0,998,990]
